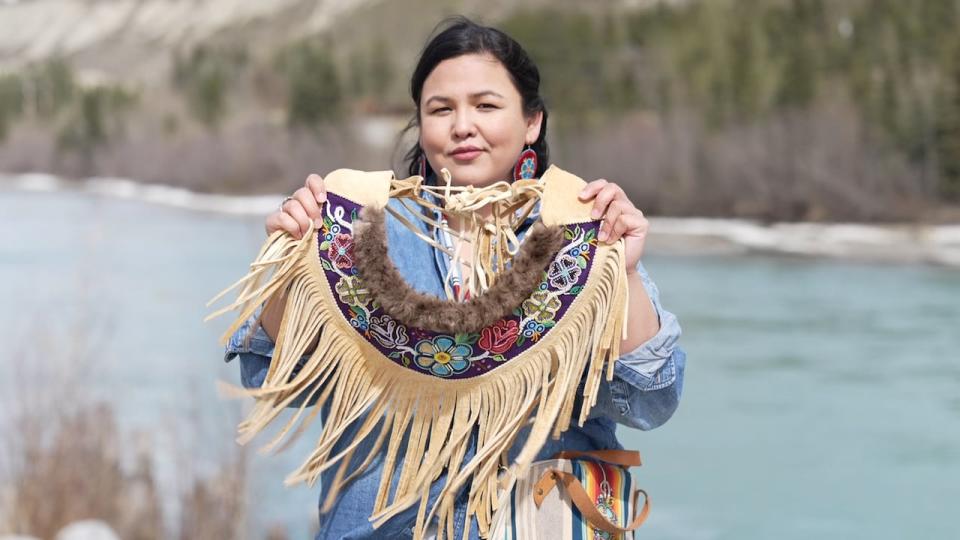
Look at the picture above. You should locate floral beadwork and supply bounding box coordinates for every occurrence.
[522,290,562,324]
[478,320,520,355]
[335,276,370,307]
[547,254,582,289]
[328,233,355,269]
[317,193,599,379]
[522,320,547,341]
[369,314,409,348]
[519,156,536,179]
[322,222,342,242]
[349,308,368,331]
[414,336,474,377]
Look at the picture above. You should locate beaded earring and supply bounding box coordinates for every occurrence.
[418,153,427,178]
[513,145,538,181]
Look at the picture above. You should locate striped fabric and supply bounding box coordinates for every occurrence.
[489,459,637,540]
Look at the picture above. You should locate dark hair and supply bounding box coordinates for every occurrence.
[402,16,550,179]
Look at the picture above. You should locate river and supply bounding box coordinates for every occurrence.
[1,186,958,539]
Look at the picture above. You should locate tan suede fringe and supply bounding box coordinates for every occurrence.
[206,179,628,540]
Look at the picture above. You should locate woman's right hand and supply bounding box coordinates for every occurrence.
[265,174,327,239]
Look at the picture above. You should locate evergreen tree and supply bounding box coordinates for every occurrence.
[30,56,75,119]
[367,39,394,104]
[277,38,343,130]
[936,39,960,200]
[171,44,247,130]
[0,73,24,141]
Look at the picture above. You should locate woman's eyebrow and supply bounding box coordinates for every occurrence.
[424,91,505,106]
[470,90,505,100]
[424,95,451,106]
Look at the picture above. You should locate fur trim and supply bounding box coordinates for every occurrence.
[352,206,565,333]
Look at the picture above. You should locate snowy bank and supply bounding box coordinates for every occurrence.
[3,171,959,267]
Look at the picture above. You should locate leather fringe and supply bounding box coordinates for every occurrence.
[206,219,628,540]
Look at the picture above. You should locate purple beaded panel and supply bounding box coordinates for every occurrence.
[316,192,600,380]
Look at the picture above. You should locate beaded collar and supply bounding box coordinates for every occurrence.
[208,165,629,539]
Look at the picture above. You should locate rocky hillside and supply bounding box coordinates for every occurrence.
[1,0,957,223]
[0,0,376,83]
[0,0,651,81]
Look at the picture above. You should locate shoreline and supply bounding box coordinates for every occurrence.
[646,218,960,267]
[4,171,959,268]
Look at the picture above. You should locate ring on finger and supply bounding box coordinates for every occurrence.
[279,195,295,212]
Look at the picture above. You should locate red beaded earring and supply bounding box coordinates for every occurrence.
[418,153,428,178]
[513,145,538,181]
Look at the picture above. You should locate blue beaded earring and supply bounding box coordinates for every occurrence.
[513,145,538,181]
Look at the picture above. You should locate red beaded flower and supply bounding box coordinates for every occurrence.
[328,233,355,269]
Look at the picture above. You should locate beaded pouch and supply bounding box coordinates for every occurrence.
[490,450,650,540]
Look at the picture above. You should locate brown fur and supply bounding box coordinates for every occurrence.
[352,206,565,333]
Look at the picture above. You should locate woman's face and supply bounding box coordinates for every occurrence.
[419,53,542,187]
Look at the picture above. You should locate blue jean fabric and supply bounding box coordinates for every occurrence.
[224,198,686,539]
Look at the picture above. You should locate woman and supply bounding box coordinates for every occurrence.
[225,17,685,539]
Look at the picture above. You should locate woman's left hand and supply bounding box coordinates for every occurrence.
[578,179,648,273]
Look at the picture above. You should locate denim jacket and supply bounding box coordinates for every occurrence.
[224,198,686,539]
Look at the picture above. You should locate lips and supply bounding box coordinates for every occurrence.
[450,147,483,161]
